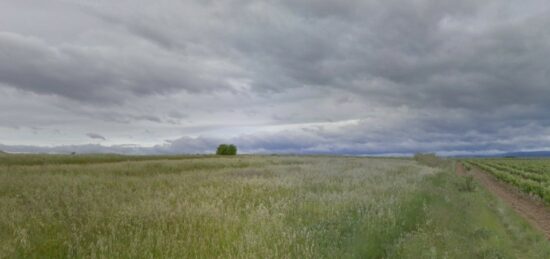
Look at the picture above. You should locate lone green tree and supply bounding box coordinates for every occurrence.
[216,144,237,155]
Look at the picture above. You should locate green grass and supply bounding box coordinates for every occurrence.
[394,165,550,258]
[0,155,548,258]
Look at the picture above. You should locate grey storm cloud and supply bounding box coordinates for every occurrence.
[1,0,550,155]
[86,133,107,141]
[0,32,231,104]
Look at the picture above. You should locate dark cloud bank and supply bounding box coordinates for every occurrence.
[1,0,550,156]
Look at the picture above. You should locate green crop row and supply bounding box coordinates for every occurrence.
[478,161,550,183]
[486,159,550,175]
[464,159,550,203]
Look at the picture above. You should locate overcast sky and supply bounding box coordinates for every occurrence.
[1,0,550,155]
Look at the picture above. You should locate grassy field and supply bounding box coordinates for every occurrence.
[1,154,549,258]
[0,153,206,166]
[464,159,550,203]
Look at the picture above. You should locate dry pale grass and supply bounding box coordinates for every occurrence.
[1,155,549,258]
[0,156,434,258]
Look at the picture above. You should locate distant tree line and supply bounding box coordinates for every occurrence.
[216,144,237,155]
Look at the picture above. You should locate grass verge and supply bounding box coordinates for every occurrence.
[392,168,550,258]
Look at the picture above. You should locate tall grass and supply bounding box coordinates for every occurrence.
[0,152,215,166]
[0,155,548,258]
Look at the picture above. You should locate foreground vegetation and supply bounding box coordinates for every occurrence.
[464,159,550,203]
[0,154,549,258]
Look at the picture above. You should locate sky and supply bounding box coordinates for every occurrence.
[1,0,550,156]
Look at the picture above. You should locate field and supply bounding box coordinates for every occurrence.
[1,154,549,258]
[464,159,550,203]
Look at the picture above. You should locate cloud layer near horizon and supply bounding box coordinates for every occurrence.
[1,0,550,155]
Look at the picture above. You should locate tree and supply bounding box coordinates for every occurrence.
[227,144,237,155]
[216,144,237,155]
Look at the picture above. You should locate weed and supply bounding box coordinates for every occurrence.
[458,175,476,192]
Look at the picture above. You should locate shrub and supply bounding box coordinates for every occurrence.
[216,144,237,155]
[458,175,476,192]
[413,153,443,167]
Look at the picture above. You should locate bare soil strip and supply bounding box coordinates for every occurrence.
[456,162,550,239]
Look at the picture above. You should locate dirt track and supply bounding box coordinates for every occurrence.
[456,162,550,239]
